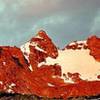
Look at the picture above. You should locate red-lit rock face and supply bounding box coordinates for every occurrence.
[87,35,100,62]
[0,46,62,97]
[30,30,58,59]
[64,35,100,63]
[0,31,100,99]
[65,40,88,50]
[21,30,58,71]
[0,46,30,93]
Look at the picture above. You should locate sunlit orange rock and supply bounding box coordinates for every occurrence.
[0,31,100,99]
[87,35,100,62]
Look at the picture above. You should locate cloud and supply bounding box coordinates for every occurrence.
[90,9,100,34]
[0,0,100,47]
[0,0,6,13]
[31,9,98,48]
[32,14,70,32]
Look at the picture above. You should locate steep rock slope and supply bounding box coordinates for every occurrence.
[0,30,100,99]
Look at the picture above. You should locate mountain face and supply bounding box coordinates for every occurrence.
[0,30,100,99]
[87,35,100,62]
[20,30,58,71]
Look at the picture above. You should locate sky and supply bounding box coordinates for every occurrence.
[0,0,100,48]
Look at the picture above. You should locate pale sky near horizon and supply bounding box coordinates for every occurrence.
[0,0,100,48]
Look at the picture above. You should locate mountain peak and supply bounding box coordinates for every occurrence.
[20,30,58,71]
[30,30,58,58]
[37,30,49,39]
[0,31,100,99]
